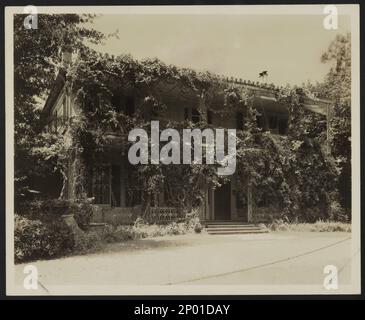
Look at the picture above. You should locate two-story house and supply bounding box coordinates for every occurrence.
[41,52,329,225]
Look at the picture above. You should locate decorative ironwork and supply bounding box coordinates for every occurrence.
[148,207,182,223]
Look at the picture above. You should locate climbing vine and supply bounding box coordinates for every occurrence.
[36,49,343,221]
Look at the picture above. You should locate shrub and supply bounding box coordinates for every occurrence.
[102,225,135,243]
[14,214,74,263]
[185,211,204,233]
[101,216,204,244]
[268,219,351,232]
[185,216,203,233]
[308,220,351,232]
[73,231,101,252]
[19,199,93,230]
[268,219,290,231]
[328,201,349,222]
[164,222,186,235]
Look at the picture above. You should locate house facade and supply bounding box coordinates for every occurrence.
[42,55,329,225]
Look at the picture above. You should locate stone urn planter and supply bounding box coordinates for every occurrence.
[61,214,85,239]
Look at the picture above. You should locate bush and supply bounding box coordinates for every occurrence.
[19,199,93,230]
[102,225,135,243]
[268,219,351,232]
[14,214,74,263]
[101,215,204,244]
[163,222,187,235]
[185,216,203,233]
[73,232,101,252]
[184,210,204,233]
[328,201,349,222]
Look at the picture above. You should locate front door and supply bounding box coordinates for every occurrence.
[214,182,231,220]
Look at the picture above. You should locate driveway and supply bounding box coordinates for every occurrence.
[10,231,358,295]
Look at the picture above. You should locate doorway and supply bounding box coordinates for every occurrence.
[214,182,231,220]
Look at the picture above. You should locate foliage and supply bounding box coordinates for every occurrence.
[14,14,106,203]
[19,198,94,230]
[72,231,102,252]
[52,52,230,212]
[229,85,339,221]
[14,213,74,263]
[268,219,351,232]
[102,215,203,243]
[185,211,203,233]
[304,33,351,210]
[15,15,350,223]
[45,49,342,221]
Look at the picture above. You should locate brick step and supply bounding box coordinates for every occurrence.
[205,223,268,235]
[206,224,262,229]
[204,221,249,225]
[207,228,268,234]
[207,229,268,235]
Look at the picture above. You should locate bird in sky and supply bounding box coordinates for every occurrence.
[259,70,268,81]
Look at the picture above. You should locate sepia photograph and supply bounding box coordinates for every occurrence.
[4,4,361,296]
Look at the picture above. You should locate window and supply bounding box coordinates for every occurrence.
[111,95,135,116]
[278,118,288,135]
[111,94,122,112]
[184,107,190,121]
[92,166,110,204]
[125,96,135,116]
[236,112,244,130]
[126,170,142,206]
[85,95,97,113]
[191,108,200,123]
[184,107,201,123]
[268,115,278,130]
[207,110,213,125]
[256,114,265,129]
[53,109,58,132]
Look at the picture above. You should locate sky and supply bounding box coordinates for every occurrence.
[87,13,351,86]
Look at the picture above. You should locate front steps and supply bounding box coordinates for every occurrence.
[204,221,269,235]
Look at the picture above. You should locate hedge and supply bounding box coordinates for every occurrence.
[15,199,94,263]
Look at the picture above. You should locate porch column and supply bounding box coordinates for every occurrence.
[211,188,215,220]
[247,182,253,222]
[204,188,209,220]
[120,158,127,207]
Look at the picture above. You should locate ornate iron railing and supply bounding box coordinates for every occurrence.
[147,207,183,223]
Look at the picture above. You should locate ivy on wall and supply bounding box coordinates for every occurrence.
[36,52,344,222]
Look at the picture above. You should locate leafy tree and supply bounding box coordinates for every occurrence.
[14,14,105,204]
[305,33,351,212]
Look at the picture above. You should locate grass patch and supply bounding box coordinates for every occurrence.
[268,219,351,232]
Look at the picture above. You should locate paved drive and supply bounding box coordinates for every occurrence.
[12,231,358,295]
